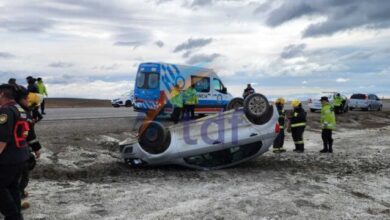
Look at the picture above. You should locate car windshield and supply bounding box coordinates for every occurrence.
[136,72,159,89]
[184,141,262,168]
[351,94,366,99]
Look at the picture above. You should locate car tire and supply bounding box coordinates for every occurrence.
[225,98,244,111]
[138,121,171,154]
[243,93,271,125]
[125,100,132,107]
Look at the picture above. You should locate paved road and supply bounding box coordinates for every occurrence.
[42,107,143,120]
[41,101,390,121]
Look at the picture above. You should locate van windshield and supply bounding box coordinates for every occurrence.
[136,72,159,89]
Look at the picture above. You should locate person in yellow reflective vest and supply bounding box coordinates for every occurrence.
[183,84,198,120]
[290,99,307,153]
[273,97,286,153]
[333,93,343,114]
[36,78,48,115]
[320,96,336,153]
[170,84,183,124]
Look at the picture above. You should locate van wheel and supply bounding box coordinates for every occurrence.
[138,121,171,154]
[225,98,244,111]
[243,93,271,125]
[125,100,132,107]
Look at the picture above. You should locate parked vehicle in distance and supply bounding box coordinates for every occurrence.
[120,93,279,170]
[133,62,243,118]
[349,93,382,111]
[308,92,349,113]
[111,90,134,107]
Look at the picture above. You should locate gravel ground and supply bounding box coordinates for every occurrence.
[12,110,390,219]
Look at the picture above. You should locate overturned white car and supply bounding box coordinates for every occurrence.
[119,93,280,170]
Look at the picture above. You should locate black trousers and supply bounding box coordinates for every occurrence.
[321,129,333,151]
[172,107,183,124]
[291,126,305,151]
[0,163,24,220]
[40,99,45,114]
[273,129,285,148]
[32,108,43,122]
[184,104,195,119]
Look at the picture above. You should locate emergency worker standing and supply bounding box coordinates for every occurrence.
[171,84,183,124]
[290,100,307,153]
[183,84,198,120]
[0,84,30,220]
[242,84,255,99]
[15,86,42,209]
[25,77,42,122]
[320,96,336,153]
[333,93,343,114]
[36,78,48,115]
[273,98,286,153]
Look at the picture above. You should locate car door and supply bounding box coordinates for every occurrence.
[368,95,376,110]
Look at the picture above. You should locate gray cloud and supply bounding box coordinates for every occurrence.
[155,40,164,48]
[174,38,213,53]
[0,16,54,33]
[93,64,120,71]
[191,0,213,7]
[49,62,74,68]
[186,53,220,65]
[0,52,15,59]
[280,44,306,59]
[265,0,390,37]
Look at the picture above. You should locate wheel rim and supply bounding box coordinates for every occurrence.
[248,96,267,116]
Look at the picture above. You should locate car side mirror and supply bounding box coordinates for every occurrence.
[222,87,227,94]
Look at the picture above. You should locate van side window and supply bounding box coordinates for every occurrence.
[191,76,210,93]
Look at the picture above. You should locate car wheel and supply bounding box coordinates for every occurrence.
[225,98,244,111]
[138,121,171,155]
[243,93,271,125]
[125,100,132,107]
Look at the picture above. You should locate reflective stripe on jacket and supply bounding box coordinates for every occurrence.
[290,107,306,128]
[321,103,336,130]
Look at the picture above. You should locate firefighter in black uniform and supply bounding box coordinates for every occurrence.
[290,99,307,153]
[0,84,30,220]
[14,86,42,209]
[273,98,286,153]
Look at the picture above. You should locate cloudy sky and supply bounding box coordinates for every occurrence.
[1,0,390,99]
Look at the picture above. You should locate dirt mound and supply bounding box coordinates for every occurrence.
[306,110,390,130]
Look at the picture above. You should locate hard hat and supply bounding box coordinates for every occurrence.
[28,92,43,107]
[275,97,285,105]
[291,99,301,107]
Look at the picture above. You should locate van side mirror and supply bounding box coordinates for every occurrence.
[222,87,227,94]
